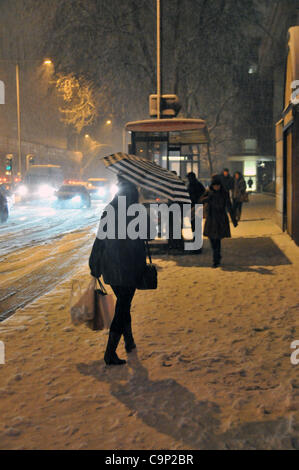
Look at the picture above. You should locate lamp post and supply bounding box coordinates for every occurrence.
[16,63,22,178]
[0,58,54,178]
[157,0,161,120]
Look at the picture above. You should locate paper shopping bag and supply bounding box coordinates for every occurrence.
[70,278,96,326]
[86,279,115,331]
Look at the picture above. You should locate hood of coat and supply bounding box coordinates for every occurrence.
[209,181,225,194]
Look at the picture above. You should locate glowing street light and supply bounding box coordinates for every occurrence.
[106,120,112,125]
[0,57,55,177]
[43,58,53,66]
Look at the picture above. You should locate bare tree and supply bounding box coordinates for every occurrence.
[0,0,273,170]
[56,74,97,133]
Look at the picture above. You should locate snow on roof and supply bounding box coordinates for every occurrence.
[125,118,207,132]
[125,118,209,144]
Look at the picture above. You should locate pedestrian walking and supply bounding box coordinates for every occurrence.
[232,172,247,221]
[89,180,147,366]
[247,178,254,190]
[186,172,206,233]
[202,176,238,268]
[168,170,184,250]
[219,168,234,193]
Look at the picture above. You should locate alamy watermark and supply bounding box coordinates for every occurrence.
[291,80,299,105]
[97,197,203,251]
[0,341,5,365]
[290,340,299,365]
[0,80,4,104]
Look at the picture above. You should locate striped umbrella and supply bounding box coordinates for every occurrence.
[102,152,191,203]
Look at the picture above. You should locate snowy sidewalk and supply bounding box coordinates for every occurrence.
[1,193,299,450]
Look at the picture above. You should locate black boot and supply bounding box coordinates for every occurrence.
[104,331,126,366]
[123,323,136,353]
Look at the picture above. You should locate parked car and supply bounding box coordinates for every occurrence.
[54,184,91,209]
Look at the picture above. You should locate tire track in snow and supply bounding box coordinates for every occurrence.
[0,229,94,321]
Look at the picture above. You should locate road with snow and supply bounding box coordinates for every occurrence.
[0,202,103,320]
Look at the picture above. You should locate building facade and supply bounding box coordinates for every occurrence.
[259,1,299,245]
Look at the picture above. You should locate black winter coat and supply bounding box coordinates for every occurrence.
[220,174,234,192]
[187,179,206,205]
[232,177,247,202]
[89,201,146,287]
[203,187,235,239]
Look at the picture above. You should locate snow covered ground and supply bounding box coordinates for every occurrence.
[0,193,299,450]
[0,202,103,319]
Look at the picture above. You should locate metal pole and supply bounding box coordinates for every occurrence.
[122,128,126,153]
[16,63,22,177]
[157,0,161,120]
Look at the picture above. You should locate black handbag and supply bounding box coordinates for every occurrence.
[137,242,158,290]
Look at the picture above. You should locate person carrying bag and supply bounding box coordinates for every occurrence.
[89,180,157,366]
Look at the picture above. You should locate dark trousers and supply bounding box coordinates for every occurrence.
[232,199,243,221]
[191,203,196,233]
[168,207,184,250]
[209,238,221,264]
[110,286,136,335]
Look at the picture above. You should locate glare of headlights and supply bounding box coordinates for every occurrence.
[38,184,55,198]
[97,187,106,196]
[110,184,118,197]
[16,185,28,196]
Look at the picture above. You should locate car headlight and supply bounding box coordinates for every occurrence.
[38,184,55,198]
[110,184,118,197]
[16,185,28,196]
[97,188,106,197]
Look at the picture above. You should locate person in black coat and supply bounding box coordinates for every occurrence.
[89,180,146,366]
[219,168,234,193]
[186,172,206,233]
[202,176,238,268]
[232,172,247,221]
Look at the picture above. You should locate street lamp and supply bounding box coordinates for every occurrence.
[0,58,54,177]
[157,0,161,120]
[43,59,53,66]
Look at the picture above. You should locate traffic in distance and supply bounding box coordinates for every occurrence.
[0,162,118,223]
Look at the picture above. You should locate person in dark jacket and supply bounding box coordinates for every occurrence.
[202,176,238,268]
[219,168,234,193]
[89,180,146,366]
[186,172,206,233]
[168,170,184,250]
[232,172,247,222]
[247,178,253,190]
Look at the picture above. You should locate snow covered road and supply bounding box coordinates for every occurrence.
[0,202,102,320]
[1,194,299,450]
[0,202,103,256]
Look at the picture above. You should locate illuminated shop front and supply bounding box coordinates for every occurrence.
[276,26,299,246]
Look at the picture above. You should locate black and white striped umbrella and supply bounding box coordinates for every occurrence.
[102,152,191,203]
